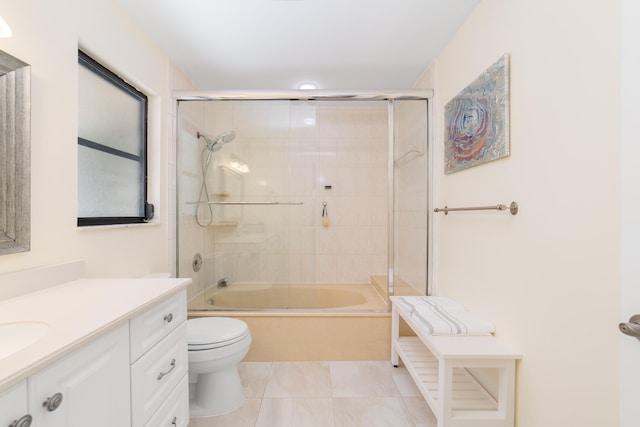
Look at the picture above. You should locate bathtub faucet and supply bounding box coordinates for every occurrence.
[216,277,230,287]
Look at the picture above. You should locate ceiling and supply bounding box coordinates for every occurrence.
[115,0,480,91]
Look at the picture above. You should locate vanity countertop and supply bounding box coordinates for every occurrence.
[0,277,191,392]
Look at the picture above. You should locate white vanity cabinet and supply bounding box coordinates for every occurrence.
[0,381,30,427]
[0,274,190,427]
[27,323,130,427]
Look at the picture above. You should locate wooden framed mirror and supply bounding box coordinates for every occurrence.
[0,49,30,255]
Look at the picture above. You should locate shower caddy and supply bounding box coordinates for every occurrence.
[390,296,521,427]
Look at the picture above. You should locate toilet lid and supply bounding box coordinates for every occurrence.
[187,317,249,347]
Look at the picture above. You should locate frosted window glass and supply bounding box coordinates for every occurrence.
[77,51,148,225]
[78,65,144,156]
[78,146,143,217]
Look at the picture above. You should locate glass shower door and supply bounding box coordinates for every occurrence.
[202,100,297,309]
[392,99,429,297]
[177,95,427,311]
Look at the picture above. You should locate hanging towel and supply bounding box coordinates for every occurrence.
[398,296,495,336]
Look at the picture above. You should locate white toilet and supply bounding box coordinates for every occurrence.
[187,317,252,417]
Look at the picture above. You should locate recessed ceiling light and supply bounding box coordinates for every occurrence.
[298,82,317,90]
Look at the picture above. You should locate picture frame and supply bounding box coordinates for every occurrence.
[444,54,510,174]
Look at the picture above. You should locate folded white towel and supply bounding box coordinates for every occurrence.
[398,296,465,314]
[398,296,495,336]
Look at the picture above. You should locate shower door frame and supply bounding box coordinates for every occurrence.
[174,89,434,309]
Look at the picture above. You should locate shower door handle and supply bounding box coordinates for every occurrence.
[186,201,303,206]
[619,314,640,340]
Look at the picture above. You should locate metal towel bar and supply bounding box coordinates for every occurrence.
[434,201,518,215]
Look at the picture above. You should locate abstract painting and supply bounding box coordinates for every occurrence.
[444,54,510,174]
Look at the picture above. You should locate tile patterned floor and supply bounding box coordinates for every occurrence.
[188,361,436,427]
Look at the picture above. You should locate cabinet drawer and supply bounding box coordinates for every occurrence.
[144,374,189,427]
[131,322,187,427]
[130,290,186,362]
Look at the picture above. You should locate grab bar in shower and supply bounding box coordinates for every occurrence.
[434,201,519,215]
[187,201,304,206]
[394,147,424,167]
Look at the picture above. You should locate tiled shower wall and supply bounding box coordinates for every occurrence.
[287,101,389,284]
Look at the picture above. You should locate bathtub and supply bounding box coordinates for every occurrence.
[203,283,386,311]
[187,282,393,361]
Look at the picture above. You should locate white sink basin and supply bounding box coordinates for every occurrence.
[0,321,50,360]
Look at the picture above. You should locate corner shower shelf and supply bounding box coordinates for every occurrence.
[391,297,521,427]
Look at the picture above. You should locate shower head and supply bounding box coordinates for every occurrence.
[197,130,236,152]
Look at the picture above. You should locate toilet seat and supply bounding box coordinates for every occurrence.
[187,317,250,351]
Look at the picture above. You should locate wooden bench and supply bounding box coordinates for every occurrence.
[391,296,521,427]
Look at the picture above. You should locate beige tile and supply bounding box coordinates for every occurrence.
[402,397,437,427]
[264,361,332,398]
[332,397,415,427]
[239,362,272,398]
[190,361,434,427]
[255,398,335,427]
[188,398,261,427]
[330,361,400,397]
[391,366,422,397]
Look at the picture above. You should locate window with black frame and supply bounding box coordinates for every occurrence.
[77,50,153,226]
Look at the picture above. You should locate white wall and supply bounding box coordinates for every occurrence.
[416,0,620,425]
[0,0,174,278]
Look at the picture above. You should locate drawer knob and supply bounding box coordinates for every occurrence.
[171,416,177,426]
[43,393,63,412]
[157,358,176,380]
[164,313,173,323]
[9,415,33,427]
